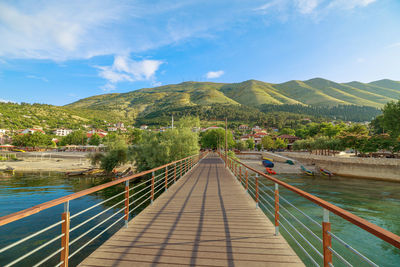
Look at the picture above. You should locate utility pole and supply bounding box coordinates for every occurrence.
[225,118,228,167]
[171,115,174,129]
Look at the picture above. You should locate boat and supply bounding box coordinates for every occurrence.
[301,165,314,176]
[0,166,14,175]
[65,170,85,176]
[265,167,276,175]
[262,160,274,168]
[263,157,273,162]
[83,168,103,175]
[286,160,295,165]
[320,168,333,177]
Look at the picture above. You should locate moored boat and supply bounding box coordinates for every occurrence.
[0,166,14,175]
[262,160,274,168]
[320,168,333,177]
[301,165,314,176]
[263,157,273,162]
[265,167,276,175]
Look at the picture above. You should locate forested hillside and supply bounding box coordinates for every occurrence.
[66,78,398,121]
[0,103,132,130]
[2,77,397,130]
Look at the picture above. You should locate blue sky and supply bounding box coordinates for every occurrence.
[0,0,400,105]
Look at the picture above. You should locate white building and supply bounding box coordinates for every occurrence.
[21,128,45,134]
[54,128,73,136]
[140,125,148,130]
[0,129,8,134]
[108,127,118,132]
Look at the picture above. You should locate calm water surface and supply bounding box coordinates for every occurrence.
[0,172,152,267]
[0,172,399,266]
[259,173,400,267]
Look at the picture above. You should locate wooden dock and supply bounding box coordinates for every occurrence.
[80,155,303,266]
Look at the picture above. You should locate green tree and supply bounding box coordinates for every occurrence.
[200,128,235,149]
[261,136,274,150]
[279,128,295,136]
[60,130,87,146]
[321,123,344,138]
[274,138,288,149]
[129,128,143,144]
[246,138,255,150]
[100,148,128,173]
[381,100,400,137]
[133,117,200,171]
[103,133,127,150]
[12,132,52,148]
[235,140,248,151]
[88,133,101,146]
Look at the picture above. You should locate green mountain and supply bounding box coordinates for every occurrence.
[66,78,399,118]
[1,78,396,130]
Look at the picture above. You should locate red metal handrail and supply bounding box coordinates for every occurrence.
[0,153,206,227]
[221,152,400,249]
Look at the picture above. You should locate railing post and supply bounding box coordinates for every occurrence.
[180,161,183,178]
[274,183,279,236]
[185,159,187,174]
[165,166,168,192]
[234,164,237,178]
[239,166,242,184]
[124,180,129,227]
[323,209,332,267]
[151,171,155,204]
[60,201,70,267]
[174,163,176,183]
[245,169,248,193]
[255,174,259,208]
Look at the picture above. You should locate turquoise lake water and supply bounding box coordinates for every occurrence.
[0,171,399,266]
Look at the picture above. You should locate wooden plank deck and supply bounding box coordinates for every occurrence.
[79,155,304,267]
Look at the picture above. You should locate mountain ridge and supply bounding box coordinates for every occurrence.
[66,78,400,121]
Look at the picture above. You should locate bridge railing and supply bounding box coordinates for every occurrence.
[219,151,400,267]
[0,152,207,267]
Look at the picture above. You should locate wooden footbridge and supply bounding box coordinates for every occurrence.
[1,152,399,267]
[80,155,302,266]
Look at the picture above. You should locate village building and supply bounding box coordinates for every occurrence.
[140,125,148,130]
[107,127,118,132]
[201,126,223,132]
[54,128,73,136]
[88,129,108,136]
[276,134,301,143]
[240,132,268,144]
[238,124,248,130]
[21,129,45,134]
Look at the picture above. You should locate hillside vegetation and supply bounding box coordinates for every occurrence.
[1,78,397,130]
[66,78,399,120]
[0,103,131,130]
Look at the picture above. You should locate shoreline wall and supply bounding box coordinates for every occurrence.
[277,152,400,182]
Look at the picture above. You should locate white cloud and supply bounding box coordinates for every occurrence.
[206,70,225,79]
[256,0,376,16]
[0,1,245,62]
[328,0,377,9]
[255,0,281,12]
[97,55,164,91]
[295,0,319,14]
[0,99,14,103]
[26,75,48,82]
[0,1,128,61]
